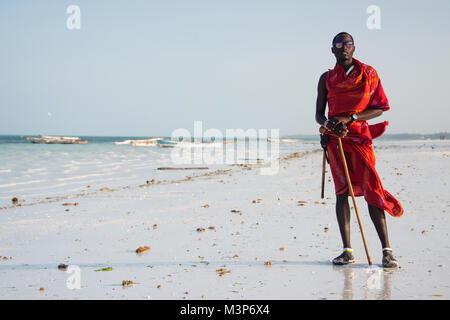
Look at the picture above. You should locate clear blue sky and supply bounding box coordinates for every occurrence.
[1,0,449,136]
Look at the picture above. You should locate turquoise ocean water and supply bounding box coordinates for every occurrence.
[0,135,319,207]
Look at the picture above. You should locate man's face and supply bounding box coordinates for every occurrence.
[331,34,355,62]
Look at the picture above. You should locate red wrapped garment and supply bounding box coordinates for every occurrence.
[324,58,403,217]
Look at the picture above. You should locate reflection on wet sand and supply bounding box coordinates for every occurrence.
[334,265,394,300]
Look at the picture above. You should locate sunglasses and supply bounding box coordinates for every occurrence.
[334,41,354,49]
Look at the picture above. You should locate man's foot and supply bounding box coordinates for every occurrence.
[382,248,398,268]
[332,249,355,265]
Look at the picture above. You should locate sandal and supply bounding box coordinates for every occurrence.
[332,249,355,265]
[382,248,399,268]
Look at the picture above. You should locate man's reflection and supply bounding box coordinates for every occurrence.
[334,266,394,299]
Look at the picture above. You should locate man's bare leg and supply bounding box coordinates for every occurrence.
[333,191,354,264]
[368,204,398,268]
[368,204,390,248]
[336,191,351,248]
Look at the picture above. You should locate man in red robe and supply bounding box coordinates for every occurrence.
[315,32,403,268]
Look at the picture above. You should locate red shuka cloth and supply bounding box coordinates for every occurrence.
[324,58,403,217]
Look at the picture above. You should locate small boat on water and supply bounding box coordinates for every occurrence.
[157,139,179,148]
[114,140,132,145]
[114,138,163,146]
[131,138,163,147]
[25,135,88,144]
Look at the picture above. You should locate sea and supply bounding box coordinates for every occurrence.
[0,135,320,208]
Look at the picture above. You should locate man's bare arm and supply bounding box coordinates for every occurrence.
[315,72,328,126]
[335,109,384,124]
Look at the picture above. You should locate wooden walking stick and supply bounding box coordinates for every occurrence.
[321,150,326,199]
[337,137,372,265]
[319,130,329,199]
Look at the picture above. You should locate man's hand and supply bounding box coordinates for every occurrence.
[324,117,348,137]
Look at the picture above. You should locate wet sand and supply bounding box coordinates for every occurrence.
[0,140,449,300]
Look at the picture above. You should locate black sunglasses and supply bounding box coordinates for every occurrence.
[334,41,354,49]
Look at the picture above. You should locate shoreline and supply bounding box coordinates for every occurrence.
[0,140,449,299]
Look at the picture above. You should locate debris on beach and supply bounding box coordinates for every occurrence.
[264,261,272,267]
[196,227,206,233]
[252,199,262,203]
[11,197,18,205]
[141,179,161,187]
[62,202,79,206]
[136,246,151,254]
[153,224,158,229]
[201,204,210,208]
[122,280,134,287]
[231,209,243,216]
[216,268,231,276]
[39,287,45,292]
[324,226,329,232]
[99,187,113,192]
[297,201,307,206]
[279,248,285,251]
[421,230,427,235]
[157,284,162,289]
[57,264,69,271]
[233,254,239,259]
[94,267,113,272]
[208,226,215,230]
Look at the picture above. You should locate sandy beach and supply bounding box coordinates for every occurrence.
[0,140,449,300]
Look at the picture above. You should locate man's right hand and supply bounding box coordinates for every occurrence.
[324,118,348,137]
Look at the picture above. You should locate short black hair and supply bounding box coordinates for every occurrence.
[332,32,354,45]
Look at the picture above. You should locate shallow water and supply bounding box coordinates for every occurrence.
[0,135,319,207]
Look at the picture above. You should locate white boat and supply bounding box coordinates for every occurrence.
[114,138,163,146]
[114,140,132,145]
[25,135,88,144]
[131,138,163,147]
[157,139,179,148]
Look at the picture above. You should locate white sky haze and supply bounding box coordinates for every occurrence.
[1,0,449,136]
